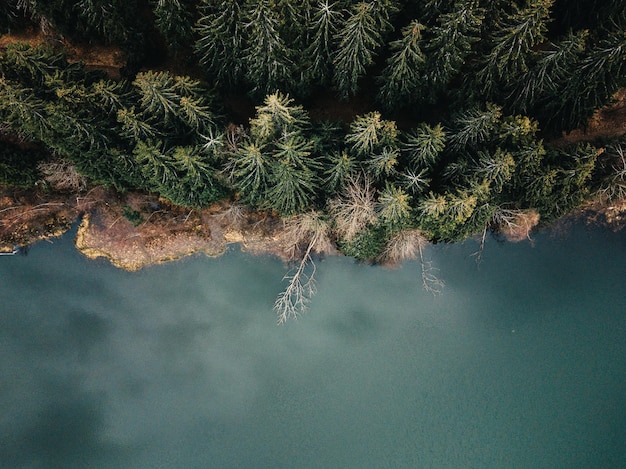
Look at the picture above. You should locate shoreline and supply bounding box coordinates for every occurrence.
[1,186,624,271]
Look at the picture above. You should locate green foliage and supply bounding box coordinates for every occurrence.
[2,0,626,254]
[131,71,216,137]
[377,183,412,227]
[152,0,193,53]
[423,1,484,95]
[0,144,44,187]
[306,0,343,85]
[477,0,553,97]
[332,2,384,99]
[227,92,321,214]
[242,0,295,95]
[401,123,446,168]
[346,112,398,157]
[337,224,388,261]
[377,19,426,109]
[448,104,502,150]
[195,0,245,87]
[122,206,144,226]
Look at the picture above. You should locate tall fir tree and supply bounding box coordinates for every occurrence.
[333,2,383,99]
[195,0,245,87]
[377,19,426,110]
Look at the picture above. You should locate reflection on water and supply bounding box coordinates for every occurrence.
[1,224,625,468]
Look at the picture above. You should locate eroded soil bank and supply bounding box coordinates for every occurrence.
[0,186,295,269]
[1,184,624,270]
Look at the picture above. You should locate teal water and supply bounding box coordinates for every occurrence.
[1,224,625,469]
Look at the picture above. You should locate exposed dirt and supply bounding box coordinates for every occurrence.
[72,191,289,270]
[552,89,626,146]
[0,31,126,79]
[0,187,79,253]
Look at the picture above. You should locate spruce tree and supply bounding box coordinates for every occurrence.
[423,1,484,96]
[195,0,245,87]
[333,2,384,99]
[242,0,295,95]
[377,19,426,110]
[448,104,502,150]
[305,0,343,85]
[152,0,193,53]
[509,30,588,114]
[552,20,626,131]
[346,112,397,157]
[477,0,553,97]
[401,123,446,168]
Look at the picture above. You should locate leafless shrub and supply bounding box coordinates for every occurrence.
[213,202,249,229]
[379,228,444,294]
[494,208,539,242]
[225,124,247,153]
[279,210,333,259]
[274,211,332,324]
[38,159,87,192]
[378,228,425,266]
[327,175,377,242]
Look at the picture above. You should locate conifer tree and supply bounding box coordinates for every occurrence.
[229,141,272,206]
[323,151,357,193]
[377,183,412,227]
[346,112,398,157]
[552,20,626,131]
[424,1,484,95]
[305,0,343,85]
[509,29,588,113]
[242,0,295,95]
[473,148,516,192]
[152,0,193,53]
[195,0,245,87]
[477,0,553,97]
[333,2,384,98]
[267,134,319,215]
[401,123,446,168]
[448,104,502,150]
[377,19,426,109]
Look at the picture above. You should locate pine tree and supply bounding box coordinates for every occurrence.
[195,0,245,87]
[132,71,215,134]
[75,0,139,45]
[323,150,357,193]
[133,140,176,186]
[477,0,553,97]
[133,71,181,124]
[346,112,398,157]
[424,1,484,94]
[333,2,383,99]
[0,77,50,141]
[117,107,157,141]
[249,91,309,142]
[377,20,426,109]
[242,0,295,95]
[377,183,411,227]
[448,104,502,150]
[473,148,516,192]
[552,20,626,131]
[152,0,193,53]
[401,123,446,168]
[509,29,588,113]
[229,141,272,206]
[305,0,343,85]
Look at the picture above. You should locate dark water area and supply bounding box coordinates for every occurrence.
[0,223,625,468]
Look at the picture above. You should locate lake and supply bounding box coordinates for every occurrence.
[1,223,625,468]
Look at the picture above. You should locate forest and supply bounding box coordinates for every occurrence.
[1,0,625,319]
